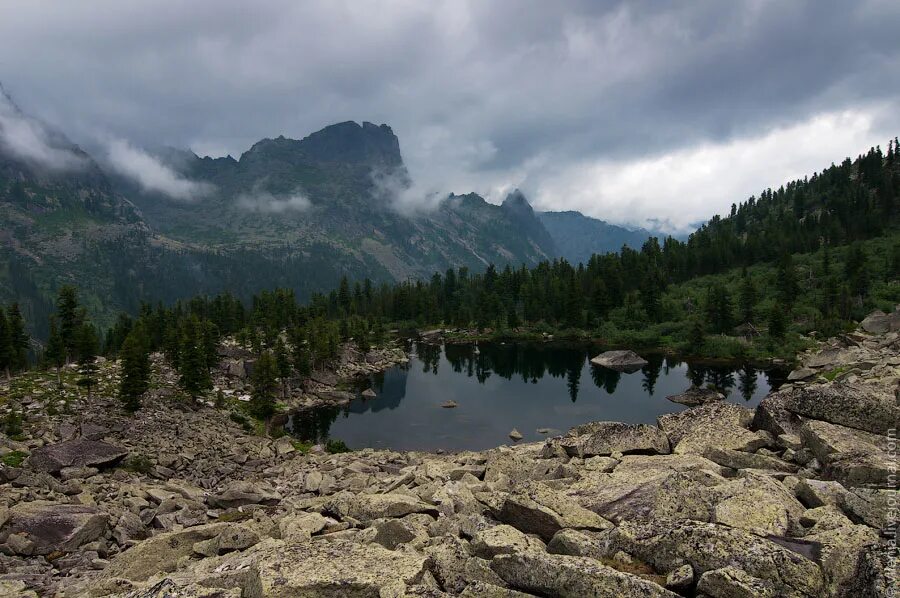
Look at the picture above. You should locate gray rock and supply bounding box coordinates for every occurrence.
[760,383,898,436]
[665,564,693,591]
[800,419,894,487]
[497,482,612,541]
[26,439,128,474]
[557,421,670,458]
[590,350,649,372]
[208,480,281,508]
[491,551,679,597]
[696,566,777,597]
[472,524,545,558]
[610,519,823,596]
[860,309,900,334]
[1,501,108,555]
[702,447,798,473]
[326,491,438,524]
[666,386,724,406]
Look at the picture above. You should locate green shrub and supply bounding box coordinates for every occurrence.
[122,454,154,474]
[325,439,351,454]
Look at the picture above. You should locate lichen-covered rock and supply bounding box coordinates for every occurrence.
[26,439,128,473]
[762,383,898,436]
[472,524,545,558]
[696,566,777,598]
[0,501,108,555]
[711,473,805,536]
[610,519,823,596]
[800,419,894,487]
[556,421,670,457]
[491,551,679,597]
[497,482,612,541]
[666,386,724,407]
[208,480,281,508]
[245,539,431,597]
[424,535,506,593]
[326,491,438,523]
[590,350,649,372]
[657,403,765,455]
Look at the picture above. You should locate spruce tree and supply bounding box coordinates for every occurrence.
[75,324,99,399]
[55,286,79,363]
[0,307,10,382]
[45,317,66,388]
[776,253,798,307]
[7,303,28,373]
[687,318,705,354]
[178,317,211,398]
[119,325,151,412]
[250,350,278,420]
[738,271,756,324]
[274,336,292,399]
[767,306,788,341]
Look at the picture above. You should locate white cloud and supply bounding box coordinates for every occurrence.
[104,138,213,200]
[237,185,312,213]
[0,90,85,170]
[532,107,892,233]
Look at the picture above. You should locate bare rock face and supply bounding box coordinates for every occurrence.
[0,501,108,555]
[26,439,128,474]
[590,350,649,372]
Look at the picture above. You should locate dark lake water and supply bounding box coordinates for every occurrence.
[287,342,786,452]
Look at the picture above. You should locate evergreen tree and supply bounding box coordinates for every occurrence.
[119,324,151,412]
[0,307,10,382]
[274,336,292,399]
[45,317,66,388]
[250,350,278,420]
[55,286,79,363]
[776,253,798,307]
[704,283,732,334]
[687,318,705,354]
[767,306,788,340]
[7,303,28,373]
[75,323,99,399]
[844,242,870,298]
[178,317,212,398]
[737,270,756,323]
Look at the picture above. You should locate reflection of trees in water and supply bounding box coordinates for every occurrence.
[685,363,739,396]
[567,361,581,402]
[590,366,621,394]
[738,366,757,402]
[288,406,340,443]
[641,355,664,396]
[417,343,441,374]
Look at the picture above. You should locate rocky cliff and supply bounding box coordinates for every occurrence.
[0,310,897,597]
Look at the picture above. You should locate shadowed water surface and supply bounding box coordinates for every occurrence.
[287,342,786,452]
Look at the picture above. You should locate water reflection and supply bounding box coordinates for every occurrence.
[286,341,786,451]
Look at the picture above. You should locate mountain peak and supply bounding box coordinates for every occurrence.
[501,188,536,219]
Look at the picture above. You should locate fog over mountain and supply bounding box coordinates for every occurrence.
[1,1,898,233]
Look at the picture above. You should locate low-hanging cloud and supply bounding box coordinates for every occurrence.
[104,138,214,200]
[0,87,86,170]
[237,182,312,213]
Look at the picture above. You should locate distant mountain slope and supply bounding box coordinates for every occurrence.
[538,210,653,264]
[1,108,557,331]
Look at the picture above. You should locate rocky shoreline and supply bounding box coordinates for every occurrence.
[0,311,898,597]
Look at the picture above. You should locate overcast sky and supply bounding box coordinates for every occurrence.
[1,0,898,232]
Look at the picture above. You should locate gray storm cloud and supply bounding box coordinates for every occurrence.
[103,138,214,200]
[1,1,898,231]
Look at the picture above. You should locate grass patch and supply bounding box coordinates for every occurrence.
[822,366,849,382]
[325,439,351,454]
[121,454,154,474]
[1,450,27,467]
[291,440,314,454]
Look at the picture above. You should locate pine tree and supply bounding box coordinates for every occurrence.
[55,286,79,363]
[687,318,705,354]
[274,336,292,399]
[75,323,99,399]
[0,307,10,383]
[704,283,732,334]
[119,325,151,412]
[250,350,278,420]
[738,270,756,323]
[776,253,798,307]
[767,306,787,340]
[178,317,212,398]
[7,303,28,373]
[45,317,66,388]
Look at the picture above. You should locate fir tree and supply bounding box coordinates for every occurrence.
[250,350,278,420]
[7,303,28,373]
[274,336,292,399]
[178,317,212,398]
[687,318,705,354]
[737,270,756,323]
[55,286,79,363]
[119,324,151,412]
[0,307,10,382]
[45,317,66,388]
[75,323,99,399]
[776,253,798,307]
[767,306,787,341]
